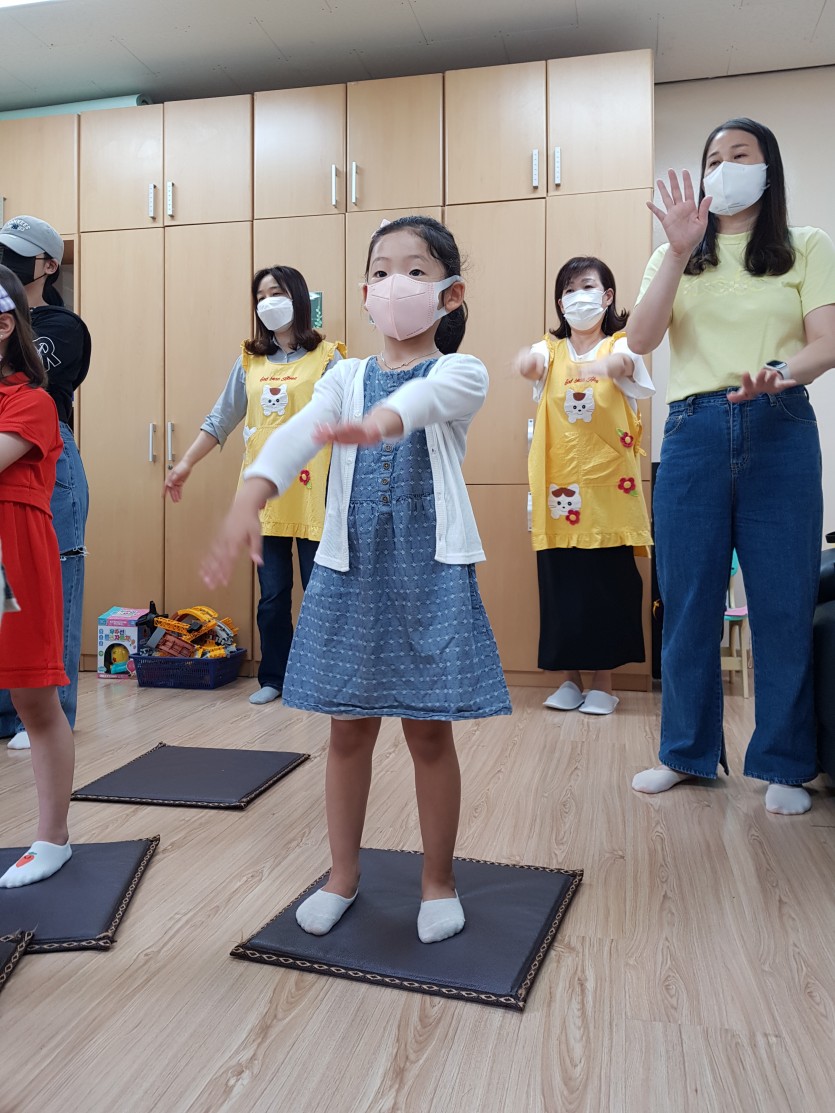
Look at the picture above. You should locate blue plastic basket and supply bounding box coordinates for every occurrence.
[130,649,246,690]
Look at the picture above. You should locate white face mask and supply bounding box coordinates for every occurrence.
[561,289,607,330]
[256,295,294,333]
[703,161,767,217]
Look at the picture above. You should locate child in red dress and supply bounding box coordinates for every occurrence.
[0,265,74,888]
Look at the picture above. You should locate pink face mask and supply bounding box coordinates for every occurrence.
[364,273,461,341]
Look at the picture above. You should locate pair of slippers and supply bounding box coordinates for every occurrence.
[543,681,619,716]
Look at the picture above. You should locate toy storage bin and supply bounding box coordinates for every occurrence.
[131,649,246,690]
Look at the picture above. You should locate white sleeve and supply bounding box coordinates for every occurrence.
[612,336,655,405]
[382,353,489,436]
[530,341,549,403]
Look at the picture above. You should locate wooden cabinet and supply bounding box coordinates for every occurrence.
[347,75,443,211]
[163,223,254,648]
[255,86,346,218]
[445,62,547,205]
[548,50,654,196]
[78,229,166,655]
[80,105,163,231]
[0,115,78,234]
[345,207,442,358]
[254,215,347,347]
[444,200,546,486]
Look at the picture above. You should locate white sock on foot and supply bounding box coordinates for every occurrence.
[0,841,72,888]
[417,892,465,944]
[249,686,281,706]
[296,887,357,935]
[632,766,689,794]
[765,784,811,815]
[7,730,30,750]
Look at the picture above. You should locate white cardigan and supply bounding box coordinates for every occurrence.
[243,354,489,571]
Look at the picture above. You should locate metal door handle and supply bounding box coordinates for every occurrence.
[554,146,562,186]
[351,161,358,206]
[166,421,174,465]
[148,183,156,220]
[532,149,540,189]
[149,422,156,463]
[166,181,174,218]
[331,164,338,208]
[527,418,534,453]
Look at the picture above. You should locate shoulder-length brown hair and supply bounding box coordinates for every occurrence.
[0,264,46,387]
[244,266,323,357]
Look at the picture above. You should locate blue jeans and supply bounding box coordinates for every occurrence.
[257,536,318,691]
[653,387,822,784]
[0,424,89,735]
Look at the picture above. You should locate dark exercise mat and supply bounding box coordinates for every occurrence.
[0,838,158,952]
[72,743,309,809]
[232,847,583,1011]
[0,931,33,993]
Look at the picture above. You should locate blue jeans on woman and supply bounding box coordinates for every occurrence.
[257,535,318,692]
[0,423,89,735]
[653,387,822,785]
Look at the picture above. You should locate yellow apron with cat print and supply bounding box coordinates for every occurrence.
[241,339,345,539]
[528,332,651,552]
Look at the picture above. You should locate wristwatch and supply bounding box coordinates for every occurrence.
[764,360,789,379]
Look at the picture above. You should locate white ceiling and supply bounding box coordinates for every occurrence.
[1,0,834,111]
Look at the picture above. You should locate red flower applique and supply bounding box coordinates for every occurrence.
[566,509,581,525]
[299,469,311,487]
[618,428,635,448]
[618,476,637,495]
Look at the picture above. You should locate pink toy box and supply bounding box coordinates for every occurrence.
[97,607,154,678]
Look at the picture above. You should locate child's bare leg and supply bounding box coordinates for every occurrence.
[296,716,380,935]
[403,718,465,943]
[0,687,73,888]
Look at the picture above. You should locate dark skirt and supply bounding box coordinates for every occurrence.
[537,545,645,672]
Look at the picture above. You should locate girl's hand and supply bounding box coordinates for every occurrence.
[314,408,403,446]
[163,459,192,502]
[648,170,712,259]
[200,480,273,589]
[512,348,546,381]
[726,369,798,403]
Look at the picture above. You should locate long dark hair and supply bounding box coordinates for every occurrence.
[550,256,629,340]
[686,117,795,277]
[245,266,323,357]
[0,265,46,387]
[364,215,467,354]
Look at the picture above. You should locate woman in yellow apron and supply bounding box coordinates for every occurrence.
[165,266,345,704]
[514,256,653,715]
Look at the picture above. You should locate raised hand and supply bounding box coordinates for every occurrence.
[726,369,798,403]
[648,170,712,258]
[512,348,545,381]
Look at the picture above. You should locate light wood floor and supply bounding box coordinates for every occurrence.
[1,674,834,1113]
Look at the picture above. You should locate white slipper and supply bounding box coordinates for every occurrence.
[579,690,619,716]
[543,681,585,711]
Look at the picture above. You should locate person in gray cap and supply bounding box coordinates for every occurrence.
[0,215,91,750]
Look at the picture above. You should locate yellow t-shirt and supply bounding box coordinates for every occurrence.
[638,226,835,402]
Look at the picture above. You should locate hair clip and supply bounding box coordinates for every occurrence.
[0,284,14,314]
[378,219,391,229]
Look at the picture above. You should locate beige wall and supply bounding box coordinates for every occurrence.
[651,66,835,539]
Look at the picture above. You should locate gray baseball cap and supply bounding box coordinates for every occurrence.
[0,215,64,263]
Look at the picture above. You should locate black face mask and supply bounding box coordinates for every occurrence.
[0,247,39,286]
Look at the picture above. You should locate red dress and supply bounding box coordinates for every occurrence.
[0,373,68,688]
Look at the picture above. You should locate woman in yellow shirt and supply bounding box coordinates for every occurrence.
[516,256,653,715]
[629,118,835,814]
[164,266,345,704]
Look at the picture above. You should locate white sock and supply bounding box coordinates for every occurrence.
[249,685,281,705]
[417,892,465,944]
[7,730,30,750]
[296,887,357,935]
[632,766,689,794]
[0,841,72,888]
[765,784,811,816]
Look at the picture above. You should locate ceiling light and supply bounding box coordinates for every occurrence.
[0,1,62,9]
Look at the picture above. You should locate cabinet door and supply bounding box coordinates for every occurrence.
[163,96,252,225]
[255,86,346,218]
[163,223,254,652]
[545,189,654,476]
[78,229,165,657]
[347,75,442,211]
[548,50,654,196]
[445,62,546,205]
[0,115,78,234]
[80,105,163,232]
[254,215,346,347]
[444,200,546,485]
[345,207,442,357]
